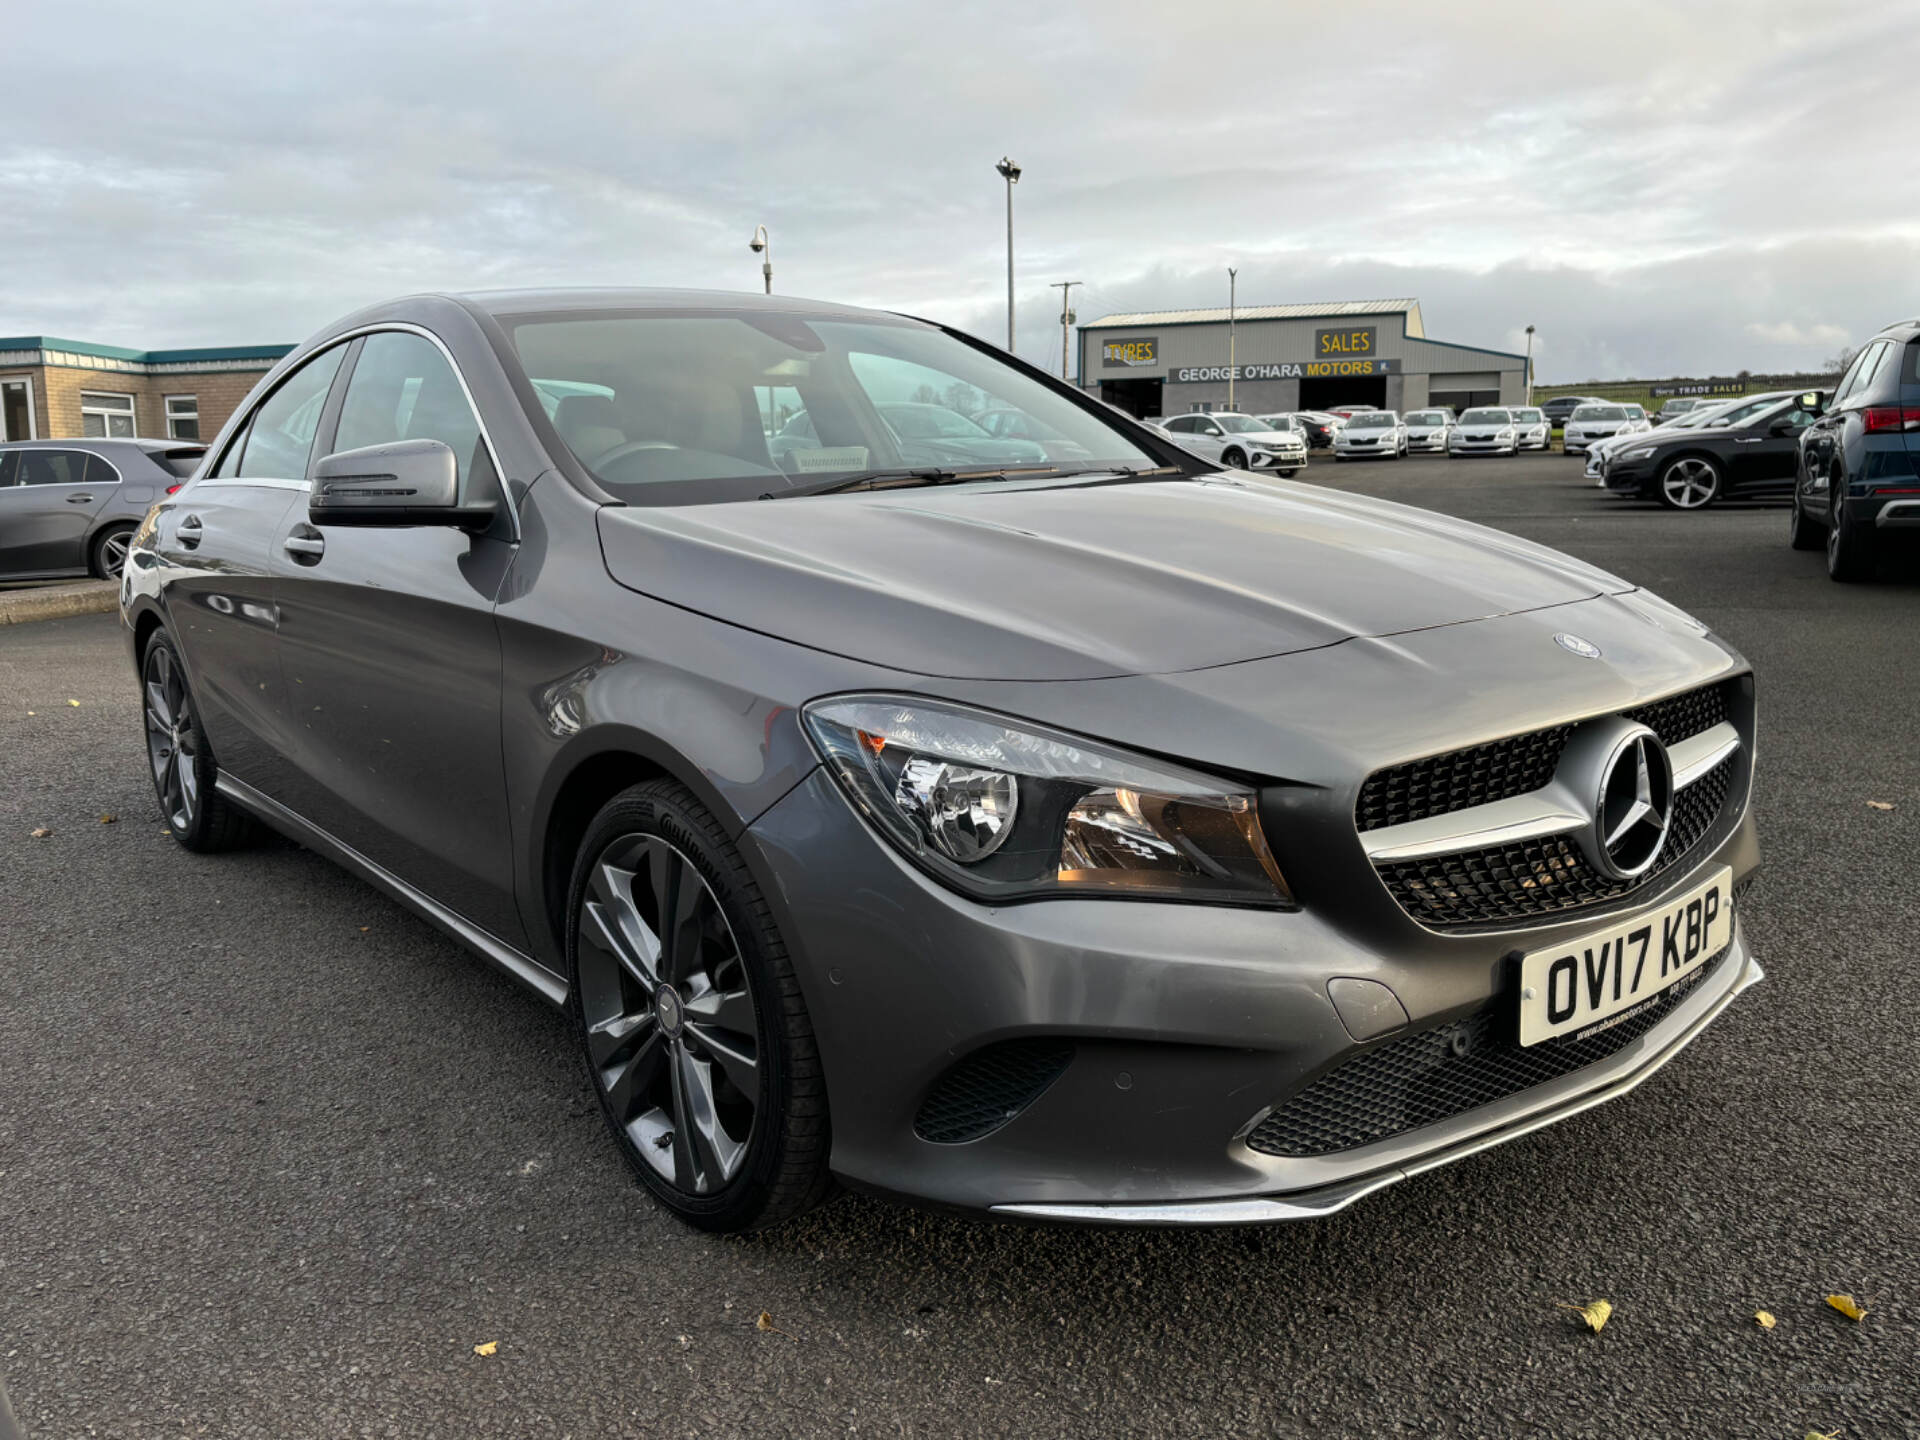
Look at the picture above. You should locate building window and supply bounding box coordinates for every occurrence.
[165,394,200,441]
[81,391,137,438]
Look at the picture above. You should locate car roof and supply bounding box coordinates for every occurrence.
[447,286,901,325]
[0,437,200,454]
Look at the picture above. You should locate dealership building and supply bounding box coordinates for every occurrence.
[0,335,294,445]
[1077,299,1528,419]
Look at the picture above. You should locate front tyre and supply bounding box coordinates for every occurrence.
[1826,488,1876,583]
[1658,455,1721,510]
[566,779,832,1232]
[140,631,255,851]
[1221,447,1248,471]
[1788,493,1827,551]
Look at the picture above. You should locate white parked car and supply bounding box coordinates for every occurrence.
[1562,403,1652,456]
[1448,407,1520,457]
[1510,406,1551,451]
[1148,412,1307,475]
[1330,410,1406,460]
[1402,409,1454,453]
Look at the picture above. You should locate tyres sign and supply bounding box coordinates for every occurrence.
[1101,337,1159,368]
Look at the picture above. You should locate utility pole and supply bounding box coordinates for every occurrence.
[1050,281,1081,383]
[995,158,1022,352]
[1227,267,1238,411]
[1524,325,1536,405]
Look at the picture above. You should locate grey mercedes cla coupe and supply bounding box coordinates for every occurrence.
[121,289,1762,1231]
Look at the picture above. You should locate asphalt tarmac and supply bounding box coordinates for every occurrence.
[2,453,1915,1437]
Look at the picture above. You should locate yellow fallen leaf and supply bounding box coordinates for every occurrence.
[1557,1298,1612,1333]
[1866,800,1895,812]
[1806,1430,1841,1439]
[29,827,51,839]
[100,814,116,824]
[1826,1293,1867,1321]
[755,1310,794,1339]
[1755,1310,1776,1329]
[472,1341,498,1357]
[67,699,80,707]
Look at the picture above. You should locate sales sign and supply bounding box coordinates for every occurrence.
[1313,326,1377,358]
[1102,337,1159,368]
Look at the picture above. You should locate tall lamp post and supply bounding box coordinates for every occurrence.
[996,157,1021,352]
[1227,267,1238,411]
[749,225,772,295]
[1524,324,1535,405]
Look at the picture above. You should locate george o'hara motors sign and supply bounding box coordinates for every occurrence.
[1169,358,1398,383]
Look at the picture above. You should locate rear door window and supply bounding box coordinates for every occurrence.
[18,449,91,486]
[237,347,347,479]
[0,452,16,487]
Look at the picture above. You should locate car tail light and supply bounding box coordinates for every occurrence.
[1862,406,1920,432]
[1872,486,1920,495]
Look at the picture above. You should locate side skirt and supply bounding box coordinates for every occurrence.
[215,773,569,1008]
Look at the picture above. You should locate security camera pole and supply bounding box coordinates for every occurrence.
[996,157,1021,351]
[749,225,772,295]
[1524,324,1536,405]
[1050,280,1081,382]
[1228,267,1238,410]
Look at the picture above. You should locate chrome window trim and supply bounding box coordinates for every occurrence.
[190,323,519,540]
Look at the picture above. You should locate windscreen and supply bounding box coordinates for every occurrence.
[1460,408,1512,424]
[1511,409,1543,423]
[507,309,1155,503]
[1348,412,1395,428]
[1572,405,1629,421]
[1406,411,1447,425]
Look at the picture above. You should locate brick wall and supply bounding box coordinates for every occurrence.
[0,364,272,441]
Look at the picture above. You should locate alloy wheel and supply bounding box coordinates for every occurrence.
[100,530,132,578]
[1660,457,1719,509]
[575,835,761,1197]
[142,643,199,831]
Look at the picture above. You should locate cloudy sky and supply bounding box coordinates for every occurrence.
[3,0,1913,381]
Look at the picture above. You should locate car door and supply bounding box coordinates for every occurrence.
[0,447,113,575]
[155,348,346,789]
[1730,398,1820,493]
[1168,415,1225,462]
[268,328,524,946]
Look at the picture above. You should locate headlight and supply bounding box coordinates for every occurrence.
[801,695,1293,906]
[1620,446,1657,462]
[1498,429,1515,441]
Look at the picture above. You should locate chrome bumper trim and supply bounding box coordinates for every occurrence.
[993,951,1763,1227]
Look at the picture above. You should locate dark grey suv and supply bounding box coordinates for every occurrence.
[121,289,1763,1231]
[0,439,203,580]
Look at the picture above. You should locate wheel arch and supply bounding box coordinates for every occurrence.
[529,723,817,968]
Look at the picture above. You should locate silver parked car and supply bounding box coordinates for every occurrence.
[119,285,1762,1233]
[1330,410,1407,460]
[1402,409,1454,453]
[1448,407,1520,458]
[1511,407,1551,451]
[0,438,204,580]
[1150,412,1306,475]
[1563,403,1652,456]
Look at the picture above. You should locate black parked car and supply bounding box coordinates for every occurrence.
[1292,410,1342,447]
[1539,395,1604,429]
[1789,319,1920,580]
[1599,390,1825,509]
[0,439,204,580]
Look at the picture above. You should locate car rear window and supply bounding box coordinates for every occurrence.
[154,448,206,479]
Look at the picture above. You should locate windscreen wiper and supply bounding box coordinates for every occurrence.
[763,465,1061,500]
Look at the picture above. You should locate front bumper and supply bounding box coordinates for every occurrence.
[1406,434,1448,452]
[747,759,1762,1222]
[1334,443,1393,459]
[1450,440,1516,455]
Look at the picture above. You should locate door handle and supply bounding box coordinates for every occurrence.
[178,514,203,549]
[283,533,326,562]
[65,492,95,504]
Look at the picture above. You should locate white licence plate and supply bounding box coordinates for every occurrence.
[1516,868,1734,1047]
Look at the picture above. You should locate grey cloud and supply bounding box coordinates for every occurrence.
[1,0,1913,383]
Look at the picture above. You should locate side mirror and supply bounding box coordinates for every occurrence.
[309,439,496,529]
[1768,418,1800,437]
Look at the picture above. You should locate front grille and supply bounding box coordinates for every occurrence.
[1374,754,1734,929]
[913,1039,1075,1145]
[1246,945,1732,1158]
[1355,680,1732,834]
